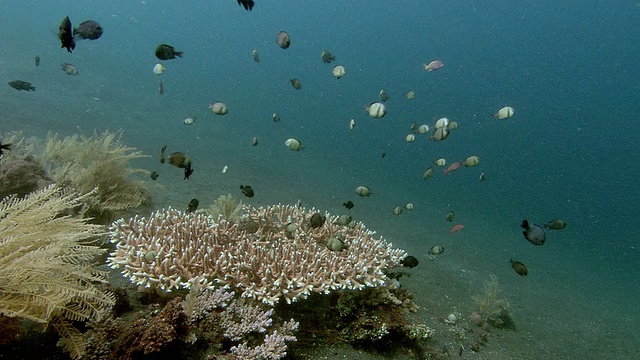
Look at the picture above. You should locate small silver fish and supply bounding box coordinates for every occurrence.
[61,63,78,75]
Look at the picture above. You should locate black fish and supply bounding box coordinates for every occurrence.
[184,162,194,180]
[0,142,12,157]
[187,199,199,213]
[73,20,103,40]
[150,171,159,180]
[8,80,35,91]
[155,44,183,60]
[510,259,528,276]
[237,0,255,11]
[34,55,40,67]
[400,255,419,268]
[240,185,254,197]
[309,213,326,228]
[343,200,354,210]
[58,16,75,53]
[521,219,546,246]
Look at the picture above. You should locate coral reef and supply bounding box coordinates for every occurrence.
[0,185,115,359]
[107,204,407,305]
[337,282,431,351]
[84,286,298,360]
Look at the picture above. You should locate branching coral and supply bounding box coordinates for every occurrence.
[108,204,407,305]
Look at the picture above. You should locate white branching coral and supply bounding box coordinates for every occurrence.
[108,204,406,305]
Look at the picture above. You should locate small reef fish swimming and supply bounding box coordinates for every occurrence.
[321,50,336,63]
[187,198,199,213]
[237,0,255,11]
[252,49,260,62]
[159,81,164,95]
[34,55,40,67]
[73,20,103,40]
[429,245,445,255]
[8,80,35,91]
[184,162,194,180]
[58,16,75,53]
[290,78,302,90]
[155,44,183,60]
[521,219,546,245]
[276,31,291,49]
[150,171,159,180]
[544,219,567,230]
[443,161,463,175]
[423,59,444,72]
[355,186,372,197]
[61,63,78,75]
[446,211,455,222]
[400,255,419,268]
[510,259,528,276]
[309,213,326,228]
[449,224,464,234]
[240,185,254,197]
[343,200,354,210]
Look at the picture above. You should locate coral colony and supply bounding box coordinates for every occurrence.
[107,204,407,305]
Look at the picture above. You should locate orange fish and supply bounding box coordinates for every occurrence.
[449,224,464,234]
[443,161,463,175]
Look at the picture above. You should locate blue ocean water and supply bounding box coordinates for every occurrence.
[1,0,639,358]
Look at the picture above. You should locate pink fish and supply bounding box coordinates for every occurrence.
[423,60,444,72]
[449,224,464,234]
[443,161,463,175]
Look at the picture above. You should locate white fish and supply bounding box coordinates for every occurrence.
[285,138,303,151]
[366,102,386,118]
[153,63,165,75]
[332,65,346,79]
[222,165,228,174]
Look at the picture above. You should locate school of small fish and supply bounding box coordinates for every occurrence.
[10,2,570,285]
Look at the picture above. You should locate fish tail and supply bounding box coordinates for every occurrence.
[520,219,529,229]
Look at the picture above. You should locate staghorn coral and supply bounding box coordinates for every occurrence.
[26,130,152,224]
[0,185,115,359]
[207,193,244,222]
[471,274,510,327]
[107,204,407,305]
